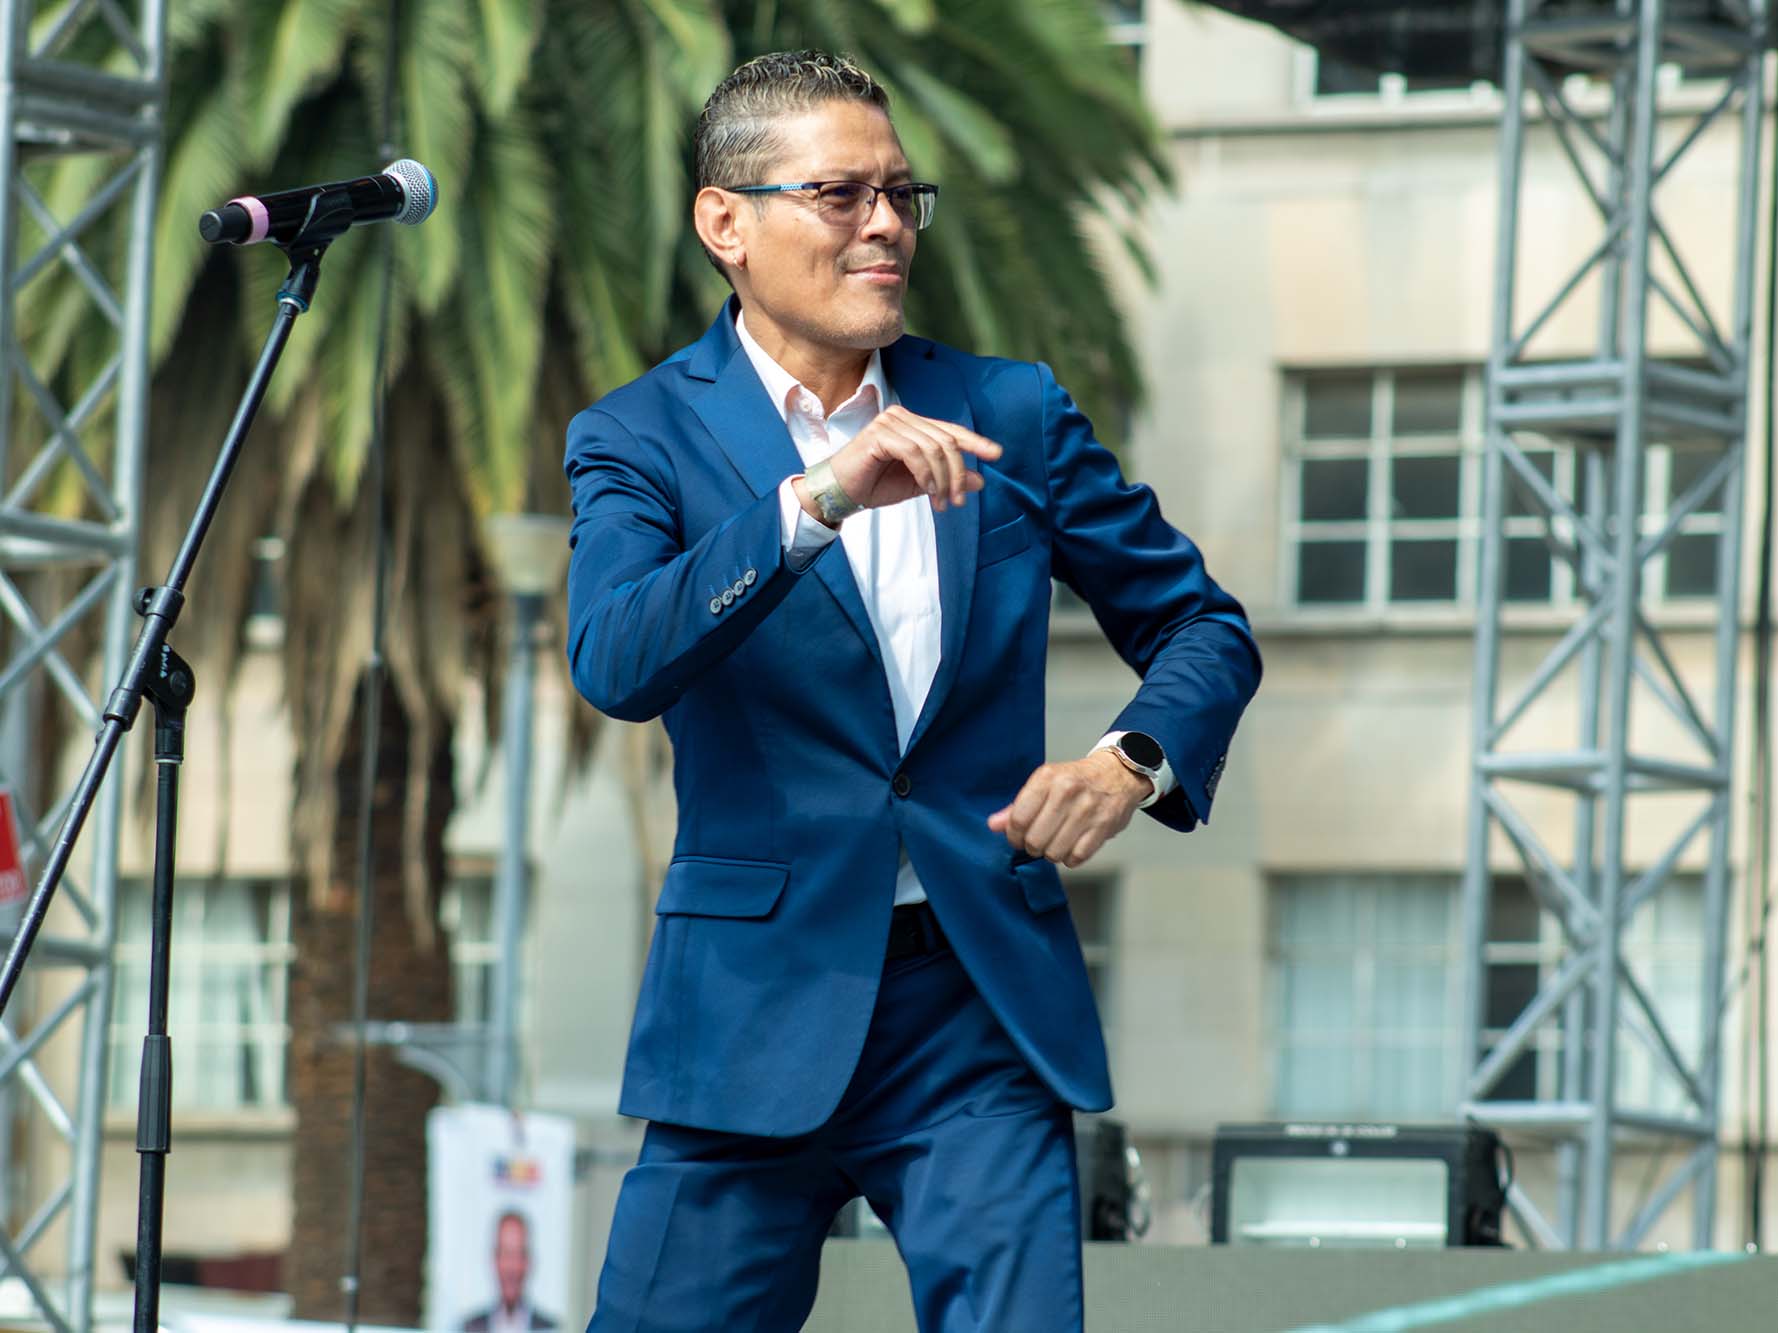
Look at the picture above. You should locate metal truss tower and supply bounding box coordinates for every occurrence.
[1461,0,1767,1249]
[0,1,164,1327]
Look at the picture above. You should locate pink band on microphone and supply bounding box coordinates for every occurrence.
[228,196,270,244]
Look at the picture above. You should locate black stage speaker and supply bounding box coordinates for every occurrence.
[1076,1114,1149,1242]
[1210,1122,1507,1248]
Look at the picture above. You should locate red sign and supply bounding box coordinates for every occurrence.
[0,790,27,908]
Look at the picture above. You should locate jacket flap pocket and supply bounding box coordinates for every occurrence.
[656,856,789,918]
[978,514,1032,567]
[1014,857,1069,914]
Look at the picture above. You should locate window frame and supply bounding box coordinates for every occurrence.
[441,862,498,1027]
[1281,367,1727,620]
[1101,0,1145,58]
[1267,873,1466,1120]
[1289,48,1720,116]
[106,875,295,1120]
[1281,366,1483,616]
[1267,871,1708,1122]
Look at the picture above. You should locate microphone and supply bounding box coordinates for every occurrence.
[199,159,437,245]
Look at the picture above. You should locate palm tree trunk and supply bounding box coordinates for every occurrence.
[286,673,454,1323]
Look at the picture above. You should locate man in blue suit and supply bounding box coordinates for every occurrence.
[567,50,1259,1333]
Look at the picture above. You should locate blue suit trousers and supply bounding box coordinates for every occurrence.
[587,939,1084,1332]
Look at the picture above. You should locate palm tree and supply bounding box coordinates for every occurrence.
[23,0,1168,1320]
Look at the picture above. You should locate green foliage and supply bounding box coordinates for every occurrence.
[15,0,1169,746]
[28,0,1165,527]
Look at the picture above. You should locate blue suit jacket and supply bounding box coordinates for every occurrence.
[564,300,1261,1138]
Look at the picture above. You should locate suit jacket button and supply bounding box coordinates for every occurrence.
[721,588,736,606]
[743,568,758,586]
[731,579,747,597]
[892,772,912,798]
[708,596,723,615]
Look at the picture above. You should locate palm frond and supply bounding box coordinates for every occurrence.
[468,0,542,117]
[395,0,475,311]
[237,0,361,167]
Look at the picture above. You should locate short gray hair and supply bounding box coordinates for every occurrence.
[695,50,892,193]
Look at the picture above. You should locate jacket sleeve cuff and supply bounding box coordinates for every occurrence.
[778,475,841,570]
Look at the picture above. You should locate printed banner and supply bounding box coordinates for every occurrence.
[0,790,28,933]
[428,1104,575,1333]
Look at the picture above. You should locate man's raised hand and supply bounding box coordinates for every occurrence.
[987,751,1153,869]
[794,406,1004,521]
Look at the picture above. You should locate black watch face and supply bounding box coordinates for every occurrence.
[1120,732,1164,770]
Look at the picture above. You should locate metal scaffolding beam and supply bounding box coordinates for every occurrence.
[0,1,164,1327]
[1461,0,1765,1249]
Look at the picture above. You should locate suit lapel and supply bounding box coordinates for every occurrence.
[687,302,884,671]
[887,339,980,758]
[682,308,985,741]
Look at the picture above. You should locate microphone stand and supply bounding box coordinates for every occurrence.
[0,195,354,1333]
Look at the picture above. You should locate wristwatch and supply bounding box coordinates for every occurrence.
[1104,731,1165,809]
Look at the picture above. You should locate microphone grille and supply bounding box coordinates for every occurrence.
[382,159,438,226]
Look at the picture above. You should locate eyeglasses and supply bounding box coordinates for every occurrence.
[728,180,940,231]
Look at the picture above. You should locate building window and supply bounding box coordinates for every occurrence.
[1657,445,1726,599]
[1065,872,1116,1022]
[1270,873,1706,1120]
[1102,0,1144,70]
[1269,874,1461,1118]
[1485,875,1704,1113]
[244,535,286,648]
[1284,367,1723,612]
[107,877,293,1112]
[441,871,495,1027]
[1287,368,1473,608]
[1312,58,1481,101]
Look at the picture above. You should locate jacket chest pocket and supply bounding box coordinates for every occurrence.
[978,514,1032,567]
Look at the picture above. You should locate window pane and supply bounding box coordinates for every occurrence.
[1301,457,1369,521]
[1390,539,1458,601]
[108,879,291,1112]
[1394,371,1463,435]
[1665,533,1719,599]
[1304,375,1373,439]
[1298,540,1366,603]
[1507,450,1557,518]
[1574,448,1602,518]
[1271,875,1459,1120]
[1480,1043,1540,1101]
[1486,962,1539,1031]
[1374,879,1450,947]
[1315,57,1378,98]
[1490,879,1542,944]
[1280,960,1355,1032]
[1392,455,1461,520]
[1276,878,1358,948]
[1504,537,1553,602]
[1668,447,1725,516]
[1373,1042,1450,1116]
[1375,962,1448,1039]
[1276,1044,1357,1117]
[1403,72,1476,94]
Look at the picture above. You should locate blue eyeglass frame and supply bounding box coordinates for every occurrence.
[727,180,940,229]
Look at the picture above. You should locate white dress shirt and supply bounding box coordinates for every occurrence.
[734,312,1174,907]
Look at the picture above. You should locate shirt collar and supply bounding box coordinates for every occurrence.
[735,308,889,422]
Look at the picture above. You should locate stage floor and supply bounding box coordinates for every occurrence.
[806,1241,1778,1332]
